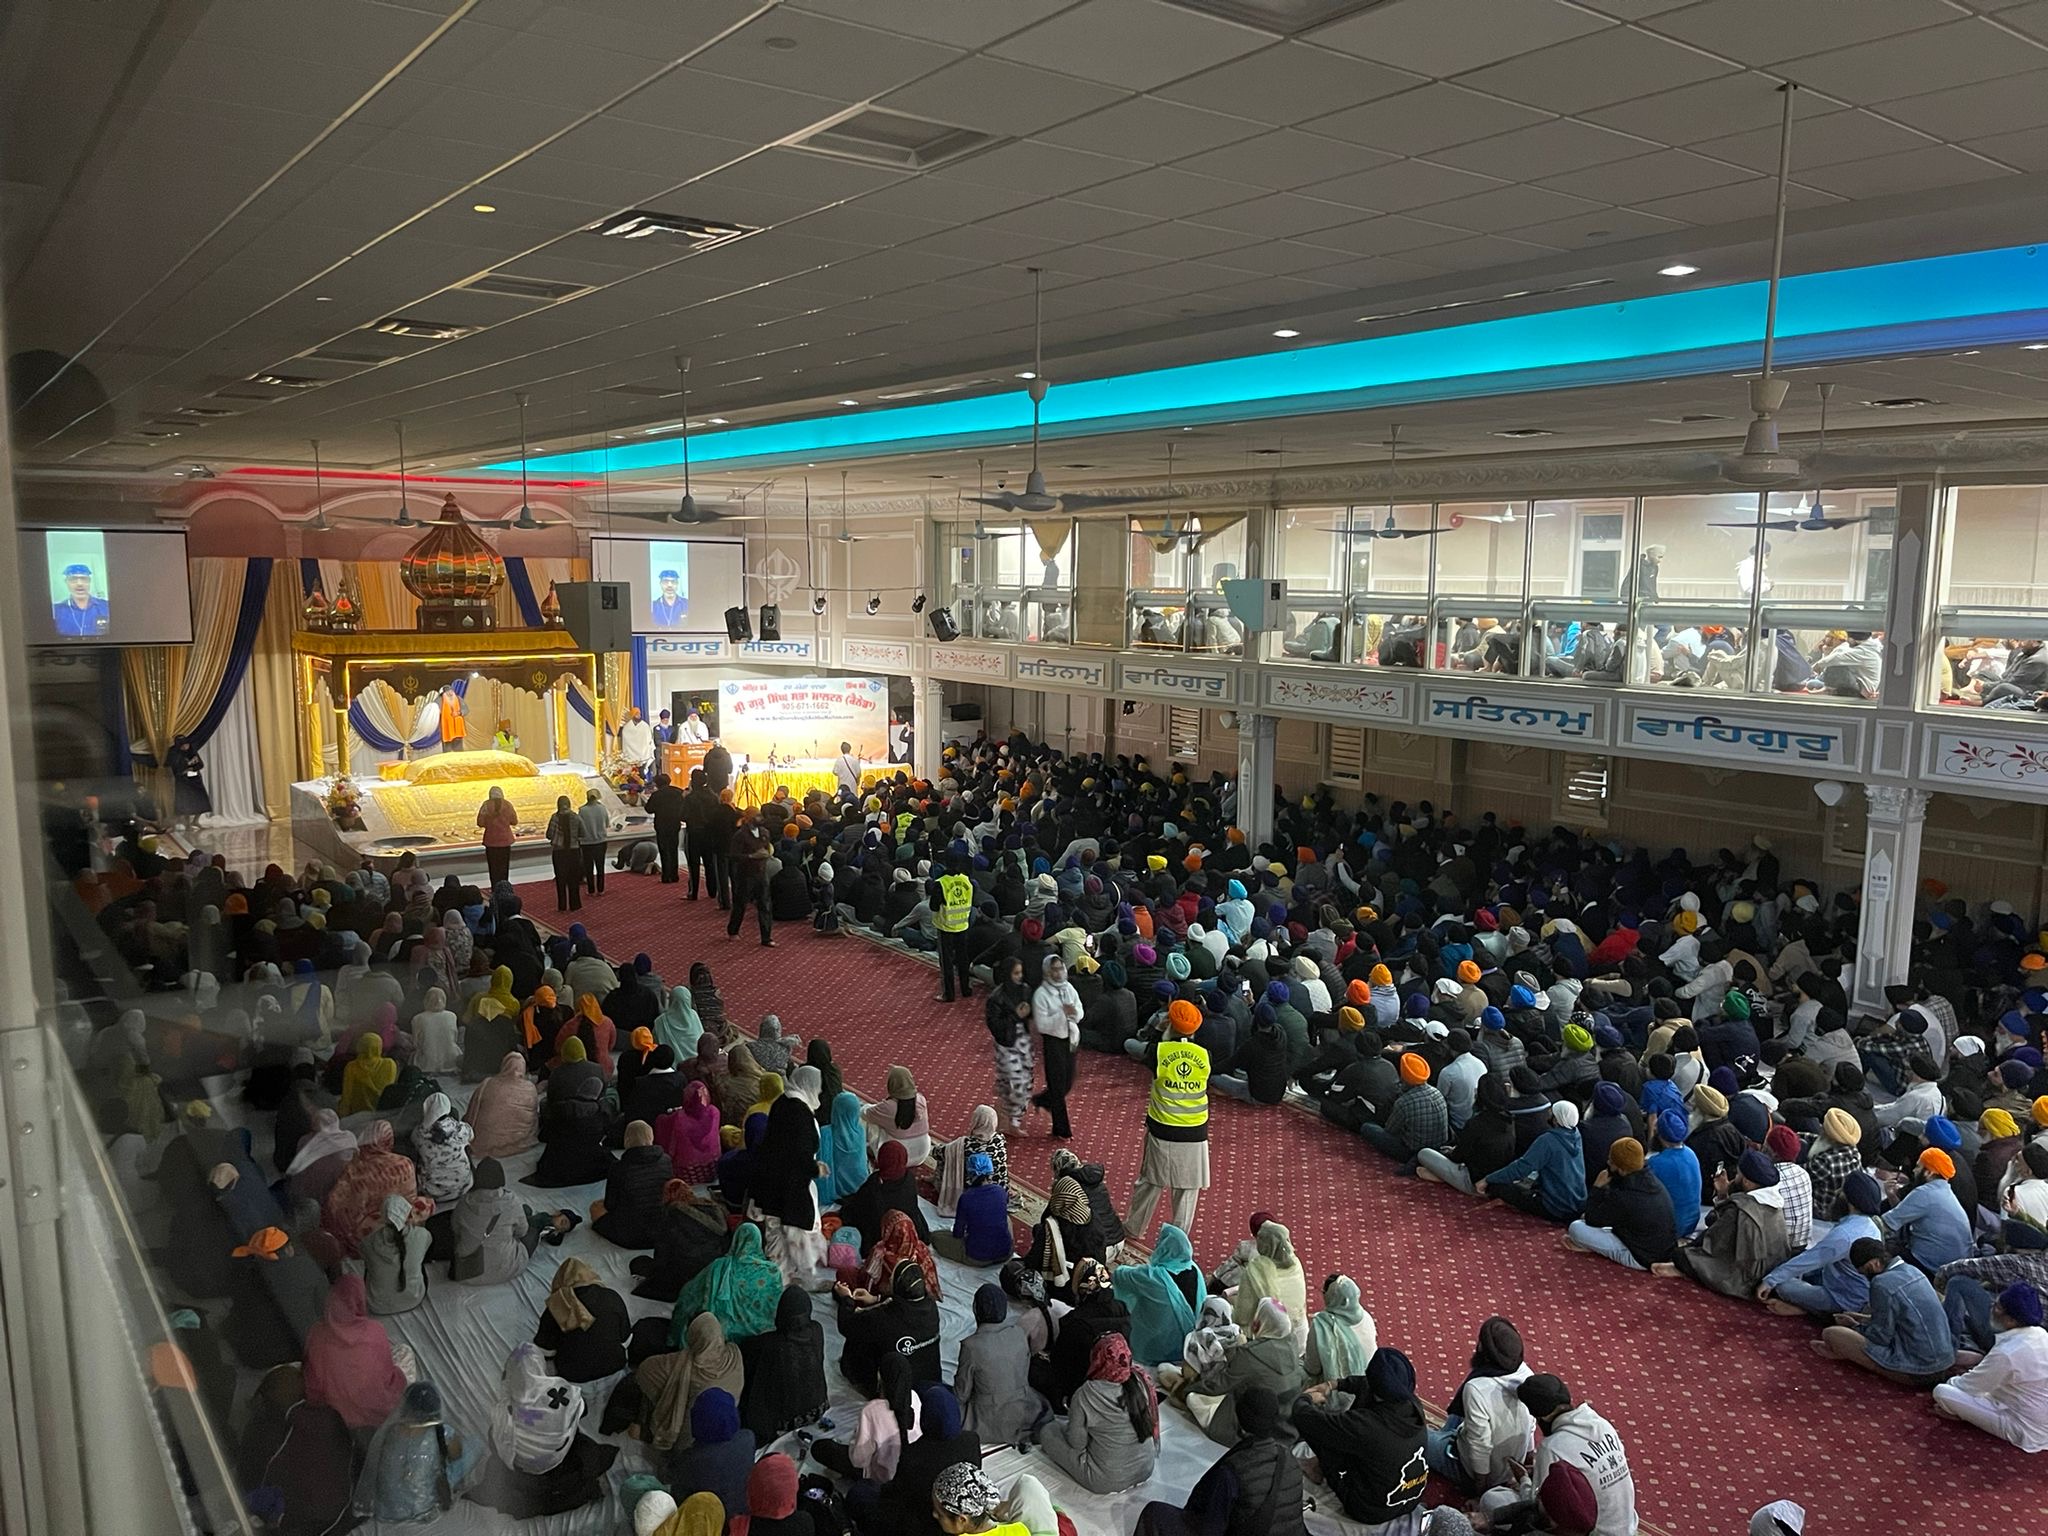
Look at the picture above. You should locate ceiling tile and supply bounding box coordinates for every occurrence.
[1096,221,1265,258]
[1586,74,1847,144]
[1037,95,1266,159]
[1309,158,1506,212]
[1205,238,1369,277]
[783,0,1082,49]
[1413,182,1609,234]
[684,8,963,99]
[1690,109,1936,171]
[1647,0,1968,66]
[1796,143,2015,197]
[1069,166,1264,218]
[1455,27,1733,115]
[931,138,1145,195]
[1406,232,1564,272]
[1306,82,1551,157]
[1299,254,1438,292]
[1783,18,2048,102]
[1029,242,1168,280]
[1152,41,1425,126]
[1186,191,1359,238]
[1963,123,2048,170]
[1632,176,1845,224]
[520,0,768,62]
[1432,117,1661,178]
[849,175,1034,223]
[1198,274,1347,310]
[878,55,1128,137]
[1573,0,1705,12]
[697,148,906,204]
[981,197,1156,243]
[609,67,844,140]
[1515,206,1689,248]
[989,0,1271,93]
[1170,129,1396,188]
[1306,0,1611,78]
[1297,214,1470,257]
[1537,147,1756,202]
[1881,69,2048,140]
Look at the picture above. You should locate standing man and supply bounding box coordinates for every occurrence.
[680,768,722,902]
[544,793,585,913]
[833,739,863,799]
[929,852,975,1004]
[702,733,734,794]
[619,707,657,776]
[726,807,776,946]
[1128,998,1211,1242]
[576,788,610,896]
[475,785,519,887]
[680,705,711,744]
[644,772,685,884]
[655,708,677,744]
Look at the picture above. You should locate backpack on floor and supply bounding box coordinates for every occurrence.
[797,1474,854,1536]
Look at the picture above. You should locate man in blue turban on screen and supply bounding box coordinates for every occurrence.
[53,562,110,635]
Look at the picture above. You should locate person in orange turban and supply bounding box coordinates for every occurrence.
[1167,999,1202,1035]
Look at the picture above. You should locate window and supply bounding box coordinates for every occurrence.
[1634,493,1760,689]
[1527,498,1632,688]
[1327,724,1365,785]
[1753,487,1893,697]
[1557,751,1610,827]
[1933,485,2048,708]
[1169,705,1203,759]
[1127,513,1247,654]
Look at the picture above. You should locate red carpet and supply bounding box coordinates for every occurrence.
[525,877,2027,1535]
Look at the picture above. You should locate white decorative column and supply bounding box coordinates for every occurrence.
[1235,711,1277,847]
[1853,783,1929,1013]
[912,676,945,782]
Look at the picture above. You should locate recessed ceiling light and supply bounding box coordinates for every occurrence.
[314,295,332,303]
[1016,371,1037,379]
[1659,263,1698,277]
[1494,428,1554,439]
[472,203,497,214]
[765,34,799,49]
[1272,328,1300,338]
[708,417,728,425]
[837,399,859,406]
[1863,396,1935,409]
[2024,343,2048,351]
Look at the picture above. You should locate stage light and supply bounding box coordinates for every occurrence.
[911,593,927,613]
[865,593,881,615]
[812,593,827,616]
[927,605,958,641]
[757,603,780,641]
[724,606,752,642]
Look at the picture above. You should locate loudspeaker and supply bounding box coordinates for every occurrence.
[926,605,959,642]
[724,605,753,643]
[758,603,780,641]
[556,581,633,652]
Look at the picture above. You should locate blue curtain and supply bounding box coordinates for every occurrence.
[299,557,322,597]
[569,687,594,725]
[631,636,648,716]
[132,559,273,765]
[505,558,544,626]
[348,676,469,754]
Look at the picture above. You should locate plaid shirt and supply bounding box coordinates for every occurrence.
[1807,1140,1864,1218]
[1773,1160,1814,1248]
[1384,1083,1450,1155]
[1859,1027,1919,1083]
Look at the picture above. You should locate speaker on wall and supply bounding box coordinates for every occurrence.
[724,605,753,643]
[557,581,634,652]
[926,606,959,642]
[758,603,780,641]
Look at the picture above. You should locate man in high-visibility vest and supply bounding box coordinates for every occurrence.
[1130,998,1211,1241]
[928,852,977,1004]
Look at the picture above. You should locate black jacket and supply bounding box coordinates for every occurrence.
[591,1144,674,1248]
[1187,1432,1308,1536]
[526,1089,614,1187]
[1581,1168,1678,1266]
[739,1286,829,1440]
[680,786,721,847]
[1292,1388,1427,1527]
[533,1283,630,1381]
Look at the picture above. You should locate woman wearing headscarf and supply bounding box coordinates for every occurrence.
[592,1120,674,1248]
[747,1013,796,1075]
[1025,1174,1103,1302]
[746,1071,787,1124]
[439,908,475,975]
[725,1452,806,1536]
[409,987,460,1075]
[465,1051,539,1159]
[526,1053,613,1187]
[874,1383,983,1534]
[805,1038,844,1125]
[361,1194,431,1316]
[863,1065,932,1166]
[671,1221,784,1343]
[719,1114,769,1213]
[668,1387,756,1512]
[1034,1258,1131,1412]
[954,1283,1046,1446]
[322,1121,418,1257]
[716,1042,766,1126]
[986,957,1037,1134]
[658,1080,726,1186]
[861,1208,943,1302]
[302,1274,406,1429]
[937,1104,1010,1217]
[816,1090,871,1206]
[284,1108,357,1206]
[632,1180,733,1304]
[468,1343,618,1519]
[464,962,518,1026]
[412,923,459,1001]
[687,961,731,1043]
[238,1364,357,1536]
[410,1091,474,1205]
[652,981,706,1064]
[611,1312,746,1454]
[555,993,616,1075]
[1038,1330,1159,1493]
[1425,1315,1533,1492]
[839,1259,942,1398]
[1293,1347,1427,1530]
[1181,1296,1304,1446]
[1232,1220,1309,1352]
[618,1025,660,1104]
[1306,1274,1378,1388]
[738,1284,830,1442]
[352,1379,478,1523]
[751,1093,826,1284]
[534,1257,630,1381]
[451,1159,578,1284]
[337,1032,397,1117]
[1113,1223,1204,1367]
[623,1043,688,1132]
[840,1141,929,1255]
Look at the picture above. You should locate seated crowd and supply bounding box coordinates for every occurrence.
[55,731,2048,1536]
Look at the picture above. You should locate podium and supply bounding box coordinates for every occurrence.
[661,741,709,782]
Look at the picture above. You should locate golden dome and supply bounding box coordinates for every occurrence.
[401,493,503,631]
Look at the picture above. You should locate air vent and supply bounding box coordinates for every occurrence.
[1168,705,1203,761]
[246,373,323,389]
[1163,0,1395,32]
[372,317,480,340]
[180,406,238,417]
[460,272,594,303]
[588,210,758,246]
[789,107,1001,171]
[299,344,406,367]
[1357,278,1611,326]
[1864,396,1936,410]
[1558,752,1610,828]
[1326,724,1365,786]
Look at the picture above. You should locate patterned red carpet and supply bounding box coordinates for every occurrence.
[524,876,2025,1534]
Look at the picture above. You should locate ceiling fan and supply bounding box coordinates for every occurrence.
[966,269,1173,516]
[487,392,572,533]
[1717,83,1806,487]
[333,418,425,528]
[609,355,764,525]
[826,470,878,543]
[1306,427,1438,539]
[1130,440,1223,548]
[1709,382,1882,532]
[297,438,334,532]
[1465,505,1556,525]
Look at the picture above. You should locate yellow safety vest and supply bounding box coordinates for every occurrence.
[1148,1039,1210,1127]
[935,873,973,933]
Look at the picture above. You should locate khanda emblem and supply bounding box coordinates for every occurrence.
[401,672,422,696]
[530,668,549,691]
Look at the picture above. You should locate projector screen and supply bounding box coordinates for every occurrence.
[589,535,745,634]
[24,527,193,644]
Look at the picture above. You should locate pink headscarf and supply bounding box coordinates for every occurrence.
[465,1052,539,1160]
[302,1274,405,1428]
[656,1079,723,1177]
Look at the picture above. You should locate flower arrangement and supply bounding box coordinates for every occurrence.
[324,776,365,830]
[604,754,646,805]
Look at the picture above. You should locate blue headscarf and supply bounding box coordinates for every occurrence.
[817,1090,871,1204]
[1111,1223,1205,1367]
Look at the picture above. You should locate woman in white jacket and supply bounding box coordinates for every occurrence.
[1032,955,1083,1140]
